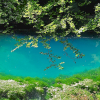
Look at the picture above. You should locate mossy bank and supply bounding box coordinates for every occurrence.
[0,67,100,100]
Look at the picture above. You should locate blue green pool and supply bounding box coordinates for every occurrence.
[0,33,100,78]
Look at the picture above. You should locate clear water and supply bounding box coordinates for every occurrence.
[0,33,100,78]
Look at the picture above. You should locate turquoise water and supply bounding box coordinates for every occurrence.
[0,33,100,78]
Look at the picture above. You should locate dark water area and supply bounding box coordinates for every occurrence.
[13,29,100,38]
[0,31,100,78]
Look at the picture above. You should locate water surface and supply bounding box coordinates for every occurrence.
[0,33,100,78]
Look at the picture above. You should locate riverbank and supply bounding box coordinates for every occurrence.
[0,67,100,100]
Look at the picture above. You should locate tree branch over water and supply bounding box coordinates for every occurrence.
[0,0,100,70]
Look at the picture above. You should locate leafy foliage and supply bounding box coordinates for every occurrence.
[0,0,100,70]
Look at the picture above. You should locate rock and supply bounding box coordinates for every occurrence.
[46,79,100,100]
[0,79,46,100]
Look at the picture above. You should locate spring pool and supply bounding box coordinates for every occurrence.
[0,33,100,78]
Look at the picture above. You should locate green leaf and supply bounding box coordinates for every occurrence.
[26,42,31,48]
[57,56,61,59]
[54,37,59,41]
[77,35,81,37]
[60,62,65,64]
[75,54,79,57]
[82,54,85,56]
[64,46,69,51]
[59,67,64,70]
[2,30,7,33]
[32,43,38,48]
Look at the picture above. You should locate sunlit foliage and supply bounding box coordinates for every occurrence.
[0,0,100,70]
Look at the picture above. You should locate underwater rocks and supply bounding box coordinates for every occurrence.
[1,78,100,100]
[46,79,100,100]
[0,79,46,100]
[47,84,94,100]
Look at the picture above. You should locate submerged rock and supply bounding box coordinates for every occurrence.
[1,78,100,100]
[0,79,46,100]
[46,79,100,100]
[47,84,94,100]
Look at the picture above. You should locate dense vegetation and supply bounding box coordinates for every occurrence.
[0,67,100,99]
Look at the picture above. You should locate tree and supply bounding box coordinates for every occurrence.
[0,0,100,70]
